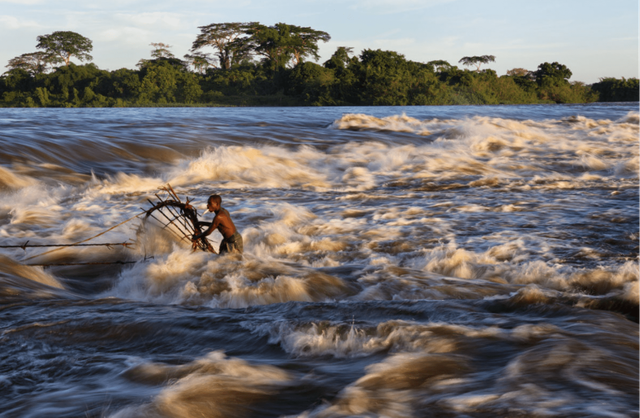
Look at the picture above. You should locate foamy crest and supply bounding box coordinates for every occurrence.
[264,322,378,358]
[168,146,332,190]
[610,261,640,306]
[82,110,639,204]
[113,351,291,418]
[167,143,420,192]
[330,113,639,186]
[622,279,638,302]
[3,184,67,228]
[107,246,209,303]
[257,319,602,360]
[620,111,639,124]
[108,243,352,307]
[259,320,500,358]
[242,203,358,263]
[292,316,638,417]
[410,241,499,280]
[95,172,165,194]
[293,352,468,418]
[0,255,64,290]
[0,166,38,190]
[409,242,638,298]
[60,218,96,240]
[614,154,639,176]
[330,113,433,135]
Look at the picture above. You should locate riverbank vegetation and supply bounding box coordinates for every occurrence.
[1,26,637,107]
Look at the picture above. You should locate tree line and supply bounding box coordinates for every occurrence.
[1,25,638,107]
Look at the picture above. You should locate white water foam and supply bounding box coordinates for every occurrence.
[113,351,292,418]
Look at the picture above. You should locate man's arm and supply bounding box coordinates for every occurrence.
[193,216,219,241]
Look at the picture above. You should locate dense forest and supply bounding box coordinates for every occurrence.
[1,24,638,107]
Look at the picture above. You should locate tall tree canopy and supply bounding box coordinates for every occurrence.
[1,24,612,107]
[506,68,530,77]
[183,52,213,74]
[427,60,453,72]
[245,23,291,69]
[246,23,330,70]
[533,62,572,85]
[353,49,415,105]
[139,43,186,69]
[591,77,639,102]
[458,55,495,71]
[36,31,93,66]
[5,52,49,75]
[149,43,175,59]
[324,46,353,69]
[191,22,256,70]
[287,25,331,66]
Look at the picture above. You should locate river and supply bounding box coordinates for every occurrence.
[0,103,638,417]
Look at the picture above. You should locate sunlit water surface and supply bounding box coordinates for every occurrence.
[0,103,638,417]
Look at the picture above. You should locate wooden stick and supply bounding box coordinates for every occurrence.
[23,211,145,261]
[153,195,194,235]
[148,198,191,239]
[0,242,134,249]
[145,212,190,244]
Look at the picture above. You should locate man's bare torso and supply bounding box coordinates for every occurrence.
[210,207,236,239]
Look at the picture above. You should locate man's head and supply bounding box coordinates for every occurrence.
[207,195,222,213]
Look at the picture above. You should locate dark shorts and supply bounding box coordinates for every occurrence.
[219,232,243,254]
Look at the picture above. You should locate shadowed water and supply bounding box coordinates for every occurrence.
[0,103,638,417]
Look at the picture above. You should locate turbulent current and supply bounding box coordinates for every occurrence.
[0,104,638,417]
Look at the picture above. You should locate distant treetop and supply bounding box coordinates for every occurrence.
[6,51,50,75]
[36,31,93,66]
[459,55,496,71]
[191,22,256,70]
[506,68,530,77]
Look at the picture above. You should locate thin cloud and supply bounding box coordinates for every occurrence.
[114,12,188,29]
[353,0,457,14]
[610,36,638,43]
[461,40,569,52]
[0,15,41,30]
[0,0,44,3]
[373,38,417,49]
[97,27,150,43]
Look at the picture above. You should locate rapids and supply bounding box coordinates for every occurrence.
[0,103,638,417]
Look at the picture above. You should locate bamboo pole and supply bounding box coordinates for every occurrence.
[23,211,145,261]
[157,194,194,235]
[145,211,191,244]
[0,242,133,250]
[146,198,191,239]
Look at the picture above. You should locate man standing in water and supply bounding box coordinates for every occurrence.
[192,195,243,255]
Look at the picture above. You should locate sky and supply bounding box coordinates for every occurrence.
[1,0,637,84]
